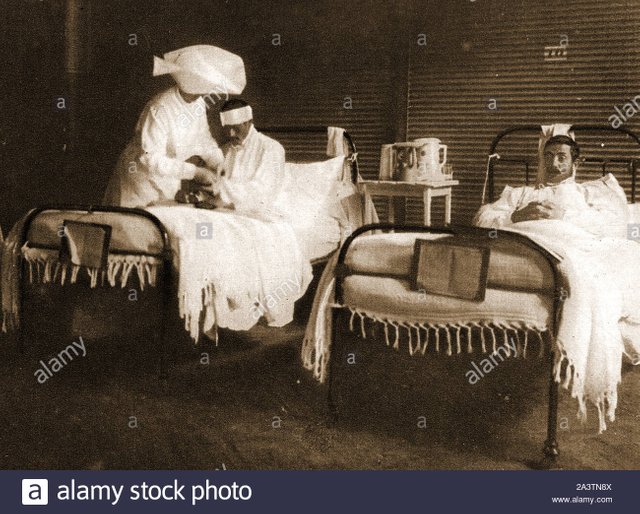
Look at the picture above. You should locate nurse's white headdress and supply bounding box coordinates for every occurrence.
[153,45,246,96]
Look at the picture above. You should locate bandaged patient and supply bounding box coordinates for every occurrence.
[474,135,628,237]
[198,99,286,215]
[474,133,640,432]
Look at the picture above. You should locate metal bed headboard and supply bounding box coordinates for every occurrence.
[487,125,640,203]
[257,126,359,183]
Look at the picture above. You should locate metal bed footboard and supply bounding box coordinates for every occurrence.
[17,205,174,379]
[327,222,564,465]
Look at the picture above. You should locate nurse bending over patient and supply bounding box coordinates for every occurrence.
[103,45,246,208]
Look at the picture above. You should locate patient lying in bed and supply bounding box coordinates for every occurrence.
[474,135,628,237]
[474,134,640,432]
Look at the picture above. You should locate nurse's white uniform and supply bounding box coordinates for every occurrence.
[103,86,223,207]
[103,44,246,207]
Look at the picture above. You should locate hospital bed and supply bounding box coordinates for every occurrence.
[324,125,640,466]
[7,126,360,377]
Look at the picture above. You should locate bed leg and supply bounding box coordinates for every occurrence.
[542,347,560,467]
[158,263,172,382]
[326,308,340,423]
[159,326,169,381]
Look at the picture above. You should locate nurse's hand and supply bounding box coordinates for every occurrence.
[193,167,220,194]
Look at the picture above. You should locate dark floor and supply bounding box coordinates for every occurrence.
[1,282,639,470]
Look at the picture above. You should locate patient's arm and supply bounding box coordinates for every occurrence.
[217,140,285,212]
[473,185,526,228]
[511,200,565,222]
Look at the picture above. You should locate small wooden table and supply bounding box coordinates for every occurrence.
[359,179,459,226]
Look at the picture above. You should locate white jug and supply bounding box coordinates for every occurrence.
[415,138,447,180]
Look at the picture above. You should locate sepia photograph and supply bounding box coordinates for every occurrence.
[1,0,639,480]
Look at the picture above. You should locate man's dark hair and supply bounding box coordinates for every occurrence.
[544,135,580,161]
[220,98,249,112]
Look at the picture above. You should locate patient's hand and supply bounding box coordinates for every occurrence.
[186,155,207,167]
[511,201,565,222]
[193,167,220,194]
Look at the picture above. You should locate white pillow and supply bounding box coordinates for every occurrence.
[275,156,346,223]
[272,157,347,257]
[628,203,640,225]
[580,174,629,238]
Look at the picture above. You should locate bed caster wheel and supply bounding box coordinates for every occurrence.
[543,440,559,457]
[538,441,560,469]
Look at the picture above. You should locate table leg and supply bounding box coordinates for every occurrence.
[388,197,395,224]
[361,185,372,225]
[444,188,452,225]
[423,189,432,226]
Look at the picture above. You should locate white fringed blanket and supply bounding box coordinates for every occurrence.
[504,220,640,432]
[301,251,549,385]
[302,223,640,432]
[22,247,159,289]
[1,207,313,341]
[147,206,313,340]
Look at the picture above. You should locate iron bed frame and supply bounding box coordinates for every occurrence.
[326,125,640,467]
[487,125,640,203]
[327,223,563,466]
[17,205,175,378]
[15,126,359,378]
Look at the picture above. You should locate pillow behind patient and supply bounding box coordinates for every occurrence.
[580,173,629,238]
[273,156,346,254]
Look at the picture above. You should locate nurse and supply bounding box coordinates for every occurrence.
[103,45,246,208]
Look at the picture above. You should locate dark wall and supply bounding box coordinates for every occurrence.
[1,0,67,232]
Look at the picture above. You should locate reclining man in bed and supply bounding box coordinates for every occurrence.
[474,134,640,432]
[474,135,628,237]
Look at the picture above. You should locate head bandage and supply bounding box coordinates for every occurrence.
[220,105,253,126]
[153,45,246,95]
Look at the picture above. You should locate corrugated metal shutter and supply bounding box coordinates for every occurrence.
[407,0,640,224]
[247,60,396,180]
[241,54,398,220]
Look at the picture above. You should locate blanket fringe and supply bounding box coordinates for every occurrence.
[552,344,618,434]
[343,307,547,362]
[21,247,160,290]
[301,306,549,388]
